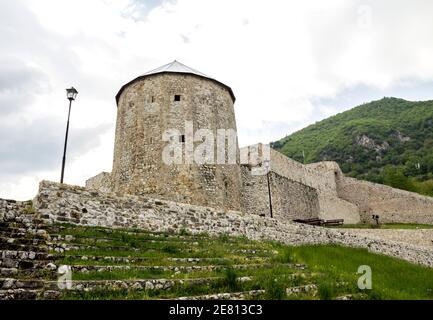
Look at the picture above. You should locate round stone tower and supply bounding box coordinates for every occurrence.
[111,60,242,211]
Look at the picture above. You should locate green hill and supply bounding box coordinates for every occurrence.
[271,97,433,196]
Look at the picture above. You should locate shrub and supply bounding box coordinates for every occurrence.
[218,233,229,243]
[317,280,335,300]
[179,228,191,236]
[274,248,295,263]
[263,277,286,300]
[223,268,238,291]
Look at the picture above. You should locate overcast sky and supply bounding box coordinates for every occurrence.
[1,0,433,200]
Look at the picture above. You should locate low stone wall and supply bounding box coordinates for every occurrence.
[33,180,433,268]
[240,165,320,220]
[337,177,433,224]
[85,172,112,193]
[343,228,433,249]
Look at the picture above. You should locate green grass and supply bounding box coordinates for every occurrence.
[42,224,433,300]
[333,223,433,229]
[283,244,433,300]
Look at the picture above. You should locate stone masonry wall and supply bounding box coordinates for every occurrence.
[337,176,433,224]
[240,165,320,221]
[33,181,433,268]
[110,73,242,211]
[85,172,112,193]
[241,145,360,224]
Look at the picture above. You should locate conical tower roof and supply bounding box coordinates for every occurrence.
[141,60,209,78]
[116,60,235,104]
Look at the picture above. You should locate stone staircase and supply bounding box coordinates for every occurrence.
[0,199,57,299]
[0,199,358,300]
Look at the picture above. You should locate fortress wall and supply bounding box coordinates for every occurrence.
[337,177,433,224]
[240,145,360,223]
[240,165,320,221]
[269,149,339,196]
[33,180,433,268]
[316,195,360,224]
[85,172,113,193]
[267,148,360,223]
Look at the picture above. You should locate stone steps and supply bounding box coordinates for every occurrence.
[47,243,270,257]
[0,258,42,269]
[56,254,267,265]
[48,235,264,249]
[0,236,44,246]
[48,240,270,252]
[175,290,266,300]
[1,267,56,278]
[0,242,48,253]
[48,233,207,243]
[0,217,318,300]
[335,293,369,300]
[174,284,320,300]
[1,262,303,280]
[1,276,223,292]
[49,236,201,247]
[0,216,45,226]
[67,262,305,273]
[0,289,42,300]
[285,284,318,297]
[0,230,49,242]
[0,276,256,299]
[1,250,53,261]
[47,224,208,238]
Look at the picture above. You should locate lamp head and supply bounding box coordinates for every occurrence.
[66,87,78,101]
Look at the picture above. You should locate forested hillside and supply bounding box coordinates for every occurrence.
[271,98,433,196]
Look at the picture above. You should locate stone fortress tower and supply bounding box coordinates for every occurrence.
[86,60,433,225]
[89,61,242,211]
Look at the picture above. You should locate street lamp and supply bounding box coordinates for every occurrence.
[60,87,78,184]
[263,159,273,218]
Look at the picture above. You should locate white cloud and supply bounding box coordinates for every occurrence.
[1,0,433,199]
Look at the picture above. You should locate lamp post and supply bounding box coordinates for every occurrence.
[60,87,78,184]
[263,160,273,218]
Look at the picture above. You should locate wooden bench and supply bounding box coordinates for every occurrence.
[322,219,344,226]
[293,218,325,226]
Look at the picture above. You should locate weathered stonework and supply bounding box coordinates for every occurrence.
[241,143,433,225]
[85,172,112,194]
[240,144,361,224]
[108,72,242,211]
[240,164,320,220]
[343,228,433,249]
[337,176,433,224]
[32,181,433,268]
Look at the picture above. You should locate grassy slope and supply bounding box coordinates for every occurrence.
[44,224,433,300]
[271,97,433,196]
[286,245,433,300]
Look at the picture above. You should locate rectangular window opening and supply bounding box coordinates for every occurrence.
[180,135,185,143]
[174,95,181,102]
[151,96,155,103]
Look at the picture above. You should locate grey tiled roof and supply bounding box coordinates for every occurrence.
[116,60,235,103]
[141,60,209,78]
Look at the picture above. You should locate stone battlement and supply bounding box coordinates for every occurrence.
[28,180,433,268]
